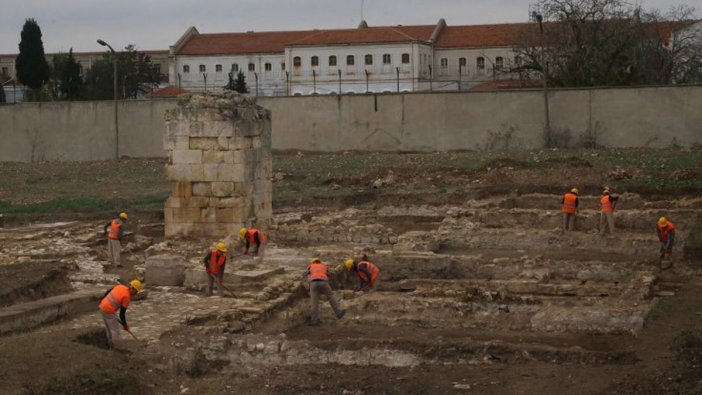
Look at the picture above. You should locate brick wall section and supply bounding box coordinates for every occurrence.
[163,92,272,238]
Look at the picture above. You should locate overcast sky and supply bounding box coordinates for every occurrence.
[0,0,695,54]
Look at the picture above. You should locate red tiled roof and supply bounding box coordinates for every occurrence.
[287,25,436,46]
[148,86,189,97]
[436,23,533,48]
[178,30,319,55]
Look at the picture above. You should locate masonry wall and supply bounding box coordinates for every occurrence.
[0,85,700,162]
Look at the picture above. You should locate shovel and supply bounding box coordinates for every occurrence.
[116,319,140,341]
[208,273,236,297]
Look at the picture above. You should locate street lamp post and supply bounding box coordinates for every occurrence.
[97,39,119,160]
[533,13,552,147]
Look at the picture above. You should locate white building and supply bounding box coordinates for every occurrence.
[169,19,529,96]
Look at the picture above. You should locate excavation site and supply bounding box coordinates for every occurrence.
[1,93,701,395]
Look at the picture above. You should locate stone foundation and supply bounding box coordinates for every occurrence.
[164,92,272,238]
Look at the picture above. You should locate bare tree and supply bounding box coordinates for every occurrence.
[514,0,702,87]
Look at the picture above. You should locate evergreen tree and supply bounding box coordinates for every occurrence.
[15,18,50,98]
[85,45,160,100]
[52,49,84,100]
[0,83,5,104]
[224,71,248,93]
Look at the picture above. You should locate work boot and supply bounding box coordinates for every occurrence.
[337,309,347,319]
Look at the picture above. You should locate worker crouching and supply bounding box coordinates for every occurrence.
[204,242,228,297]
[307,258,346,326]
[239,227,266,256]
[345,256,381,291]
[99,279,143,346]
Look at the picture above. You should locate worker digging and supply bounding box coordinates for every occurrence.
[345,255,381,291]
[599,188,619,235]
[204,241,228,297]
[103,212,128,267]
[657,216,676,269]
[239,227,265,257]
[98,279,143,346]
[307,257,346,326]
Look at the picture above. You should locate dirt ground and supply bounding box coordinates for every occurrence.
[1,148,701,395]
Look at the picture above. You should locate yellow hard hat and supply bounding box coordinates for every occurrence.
[129,279,143,293]
[602,189,610,195]
[239,227,247,239]
[658,217,668,227]
[119,212,128,220]
[570,188,579,194]
[216,242,227,253]
[310,257,321,264]
[345,259,354,270]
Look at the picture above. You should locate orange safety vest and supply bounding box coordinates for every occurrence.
[108,219,122,240]
[657,221,676,241]
[357,261,380,285]
[99,284,131,314]
[562,193,577,214]
[308,262,329,281]
[600,195,614,213]
[207,250,226,275]
[246,228,266,244]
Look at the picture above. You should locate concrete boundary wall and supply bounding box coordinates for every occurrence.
[0,86,700,162]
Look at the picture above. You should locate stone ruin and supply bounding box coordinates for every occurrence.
[163,92,272,238]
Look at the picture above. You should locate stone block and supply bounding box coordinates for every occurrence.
[190,137,217,150]
[192,182,212,196]
[165,197,181,209]
[217,135,230,150]
[201,207,216,222]
[190,164,205,181]
[145,254,186,286]
[230,267,285,284]
[172,149,203,164]
[164,135,189,150]
[202,150,225,164]
[184,267,209,290]
[215,208,236,222]
[217,164,237,181]
[215,197,245,208]
[204,164,219,181]
[172,207,201,222]
[165,164,191,181]
[171,182,192,198]
[212,182,234,197]
[184,196,210,208]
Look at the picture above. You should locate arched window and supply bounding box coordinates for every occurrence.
[311,56,319,67]
[495,57,504,70]
[265,63,272,71]
[293,56,301,67]
[329,55,337,66]
[364,54,373,65]
[477,57,485,71]
[346,55,355,66]
[401,53,410,64]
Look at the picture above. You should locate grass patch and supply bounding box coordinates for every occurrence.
[0,193,168,216]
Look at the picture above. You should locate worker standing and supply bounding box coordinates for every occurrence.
[307,258,346,326]
[204,242,228,297]
[657,217,676,268]
[599,188,619,235]
[345,256,381,291]
[104,212,128,267]
[99,279,143,345]
[239,227,265,256]
[562,188,579,232]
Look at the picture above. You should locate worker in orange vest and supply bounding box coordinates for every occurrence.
[657,217,676,267]
[203,242,228,297]
[345,255,381,291]
[599,188,619,235]
[99,279,143,345]
[103,212,128,267]
[561,188,579,232]
[239,227,265,256]
[307,258,346,326]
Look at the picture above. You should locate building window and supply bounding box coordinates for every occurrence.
[495,57,504,70]
[215,64,222,72]
[183,65,190,73]
[477,57,485,71]
[459,58,466,68]
[311,56,319,67]
[514,55,522,67]
[281,62,285,71]
[440,58,448,68]
[153,64,161,74]
[346,55,355,66]
[248,63,255,71]
[265,63,272,71]
[364,54,373,65]
[383,54,391,64]
[402,53,410,64]
[293,56,301,67]
[329,55,337,66]
[231,63,239,72]
[199,64,206,72]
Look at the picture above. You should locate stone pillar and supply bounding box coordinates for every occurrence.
[163,92,272,238]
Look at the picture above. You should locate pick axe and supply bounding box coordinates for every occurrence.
[116,319,140,341]
[208,273,236,297]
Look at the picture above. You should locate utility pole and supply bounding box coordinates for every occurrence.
[338,69,342,94]
[396,67,400,92]
[97,39,119,160]
[533,12,552,147]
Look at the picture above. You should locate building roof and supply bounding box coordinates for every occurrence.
[436,23,532,49]
[287,25,437,46]
[177,30,320,55]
